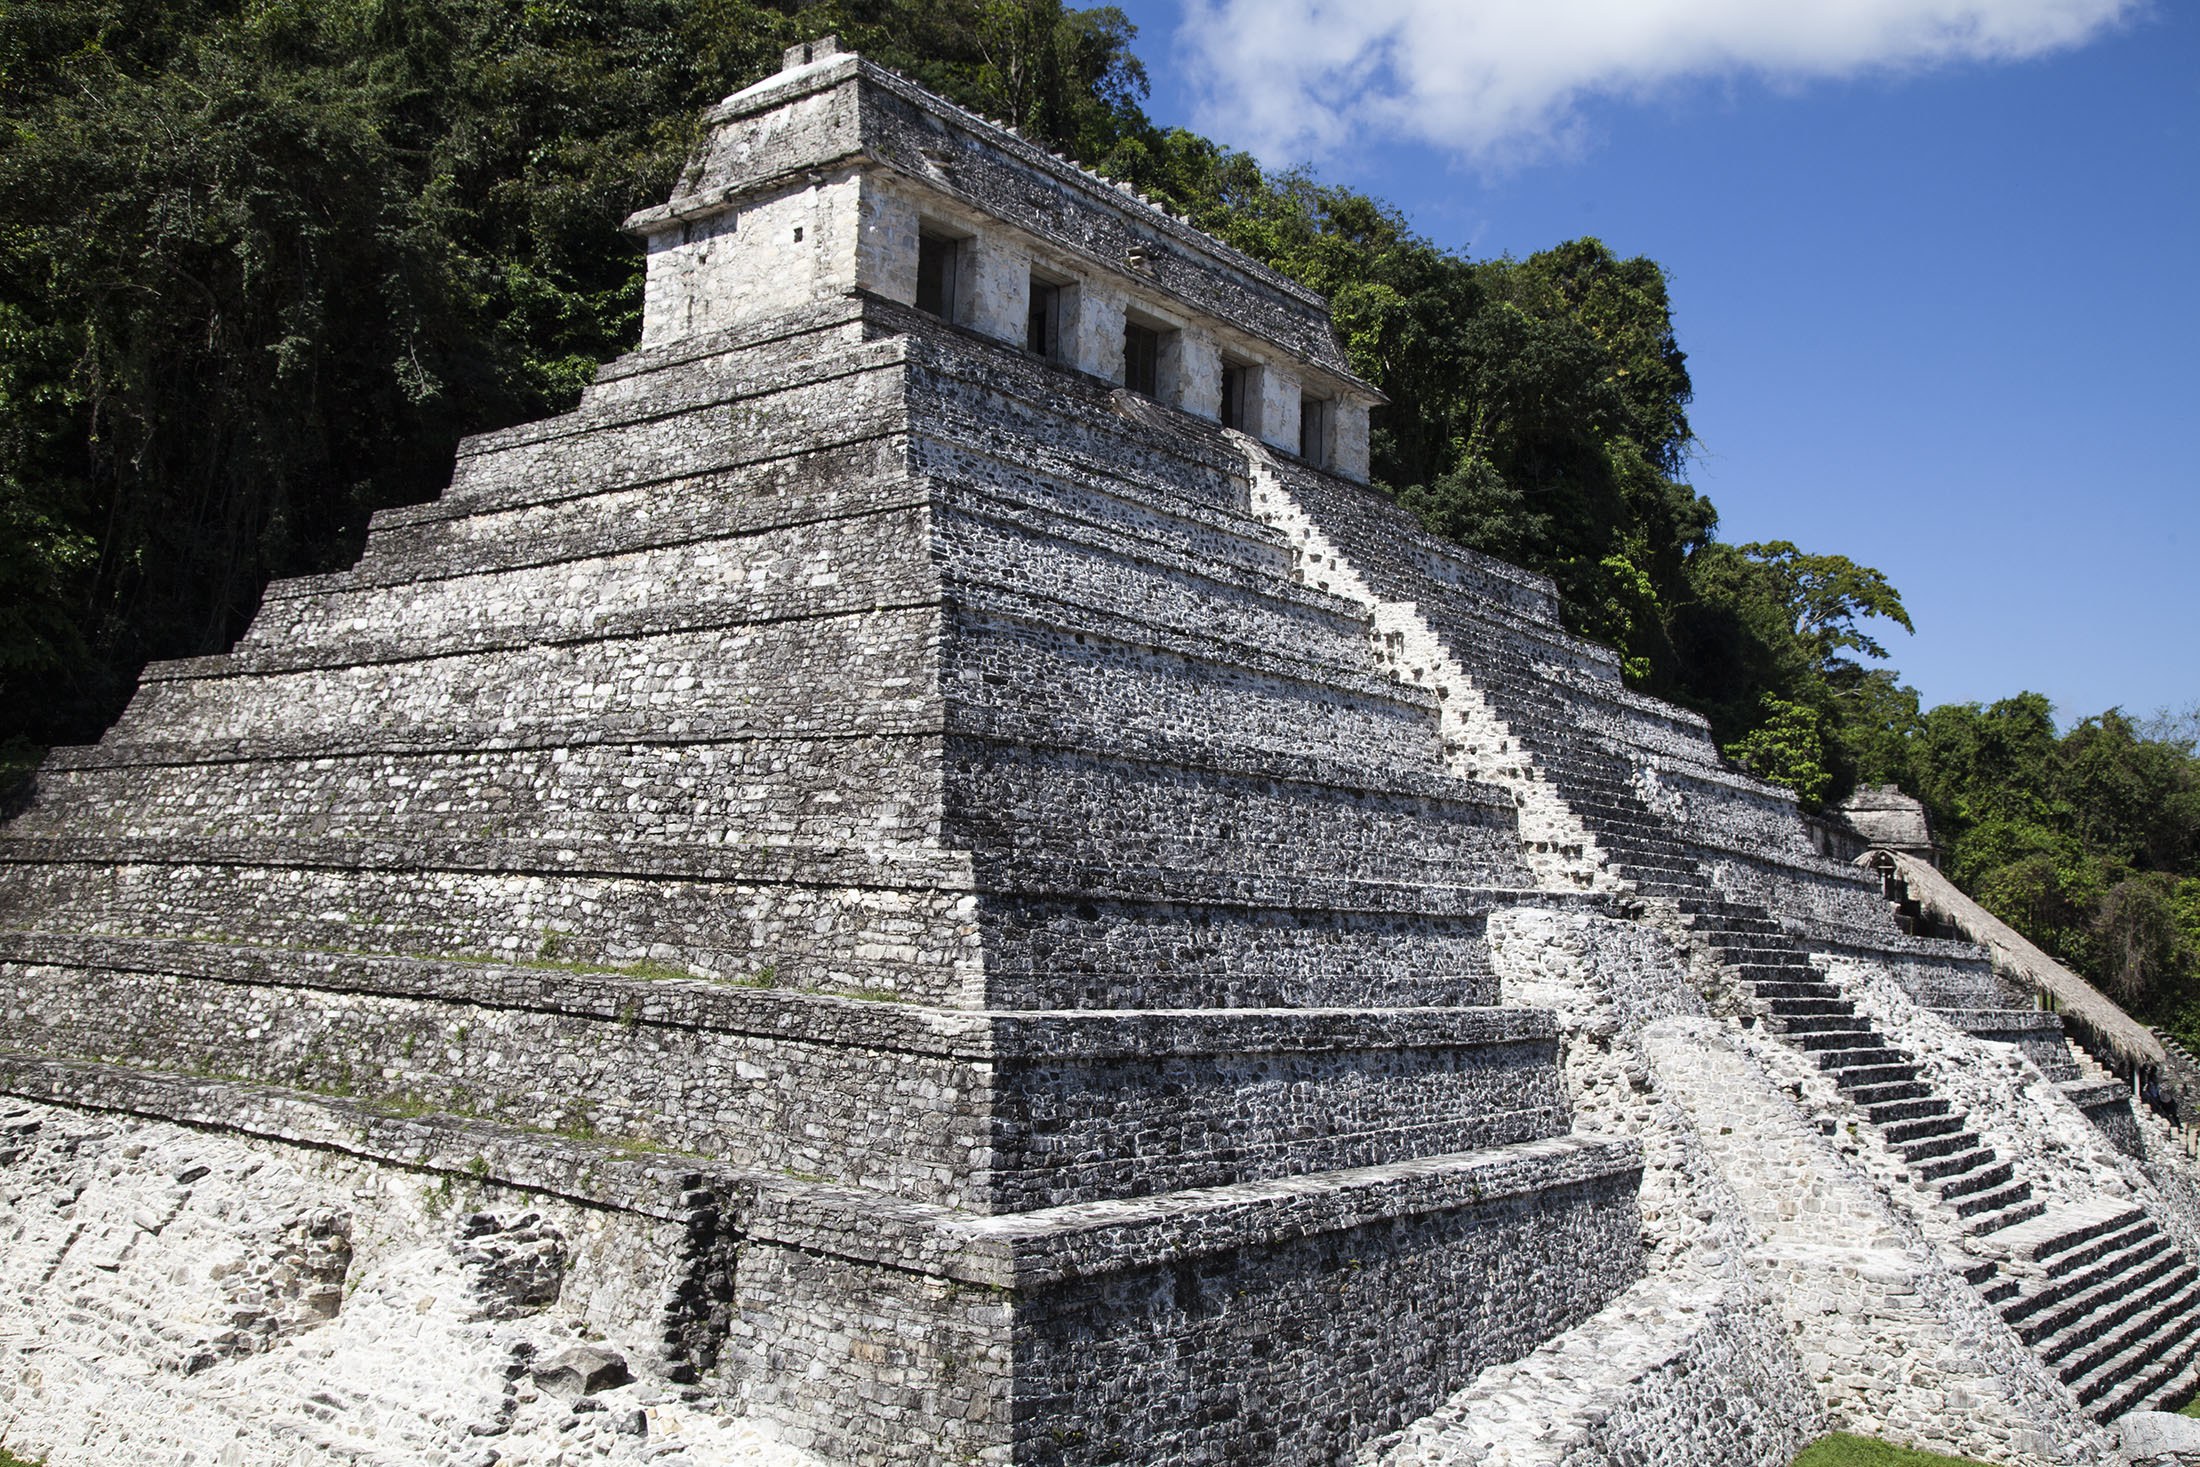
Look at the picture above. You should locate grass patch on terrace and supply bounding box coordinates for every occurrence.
[1793,1435,2001,1467]
[0,1447,46,1467]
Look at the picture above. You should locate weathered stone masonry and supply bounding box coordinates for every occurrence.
[0,39,1642,1467]
[5,36,2199,1467]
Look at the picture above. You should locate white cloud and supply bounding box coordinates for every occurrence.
[1171,0,2140,166]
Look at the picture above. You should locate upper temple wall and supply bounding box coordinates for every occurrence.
[623,39,1381,481]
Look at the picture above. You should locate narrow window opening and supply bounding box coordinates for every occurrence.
[793,225,805,242]
[915,232,959,320]
[1027,277,1060,357]
[1124,321,1160,396]
[1300,395,1328,464]
[1220,361,1251,431]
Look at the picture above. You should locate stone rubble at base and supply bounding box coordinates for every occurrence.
[3,36,2199,1467]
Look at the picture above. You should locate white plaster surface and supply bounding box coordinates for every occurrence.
[641,178,860,349]
[0,1102,828,1467]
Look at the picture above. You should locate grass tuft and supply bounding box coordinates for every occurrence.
[1793,1434,2002,1467]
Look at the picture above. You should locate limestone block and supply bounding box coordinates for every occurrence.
[455,1210,569,1319]
[1063,279,1127,382]
[0,1100,817,1467]
[1260,363,1302,454]
[1167,324,1222,419]
[533,1345,632,1401]
[638,177,859,349]
[962,232,1029,343]
[2118,1410,2200,1464]
[1332,400,1371,482]
[856,177,922,305]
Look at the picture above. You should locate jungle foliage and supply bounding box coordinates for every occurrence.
[1906,699,2200,1036]
[2,1,2190,1034]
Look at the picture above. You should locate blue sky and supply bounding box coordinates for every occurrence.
[1109,0,2197,727]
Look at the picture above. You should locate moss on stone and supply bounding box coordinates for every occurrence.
[1792,1434,2001,1467]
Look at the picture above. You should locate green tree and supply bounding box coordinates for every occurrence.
[1723,693,1832,807]
[0,0,1157,756]
[1895,694,2200,1028]
[1671,539,1914,799]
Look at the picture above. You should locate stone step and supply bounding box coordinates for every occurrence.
[1757,988,1852,1009]
[1883,1113,1968,1146]
[1633,881,1709,900]
[1717,957,1819,980]
[1613,862,1702,884]
[1937,1158,2016,1202]
[1953,1178,2034,1221]
[1865,1096,1956,1126]
[1995,1202,2151,1271]
[1849,1080,1933,1108]
[1810,1045,1907,1072]
[2011,1242,2182,1343]
[1836,1066,1926,1096]
[2053,1270,2200,1391]
[1913,1145,1998,1184]
[1586,824,1686,852]
[1745,969,1836,993]
[1670,893,1758,914]
[2095,1328,2200,1422]
[1706,942,1811,964]
[2034,1219,2162,1282]
[1777,1021,1881,1047]
[1605,845,1694,866]
[1897,1129,1980,1165]
[1692,920,1789,941]
[1590,818,1681,841]
[1683,914,1784,937]
[1768,1016,1874,1038]
[1964,1195,2049,1236]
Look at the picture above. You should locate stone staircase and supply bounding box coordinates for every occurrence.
[1538,750,2200,1413]
[1549,757,2039,1226]
[1248,456,2200,1423]
[1982,1202,2200,1419]
[1486,736,2200,1418]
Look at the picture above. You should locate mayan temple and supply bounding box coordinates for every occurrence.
[4,40,2200,1467]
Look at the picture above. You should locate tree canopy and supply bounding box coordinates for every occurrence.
[1899,698,2200,1037]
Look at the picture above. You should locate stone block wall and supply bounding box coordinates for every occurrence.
[0,55,1661,1466]
[1004,1163,1642,1466]
[639,170,865,346]
[0,935,1588,1215]
[969,896,1510,1010]
[624,48,1381,479]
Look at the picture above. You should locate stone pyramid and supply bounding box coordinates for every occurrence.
[6,37,2200,1467]
[0,39,1640,1466]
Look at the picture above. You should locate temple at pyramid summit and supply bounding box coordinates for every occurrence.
[4,37,2200,1467]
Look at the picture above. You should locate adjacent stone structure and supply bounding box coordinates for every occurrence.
[3,39,2198,1467]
